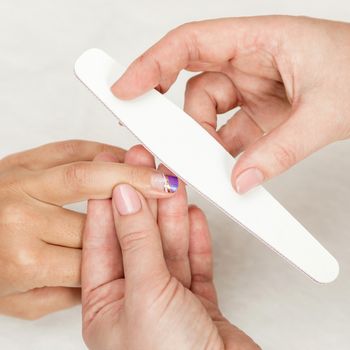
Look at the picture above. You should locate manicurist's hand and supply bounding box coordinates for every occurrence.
[112,16,350,193]
[0,140,178,319]
[82,145,260,350]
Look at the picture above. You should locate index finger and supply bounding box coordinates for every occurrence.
[111,16,277,99]
[23,161,179,206]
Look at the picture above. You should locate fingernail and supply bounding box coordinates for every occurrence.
[113,184,142,215]
[151,173,179,193]
[111,80,119,93]
[235,168,264,194]
[111,80,125,98]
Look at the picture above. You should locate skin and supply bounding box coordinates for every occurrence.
[111,15,350,193]
[82,146,260,350]
[0,140,176,319]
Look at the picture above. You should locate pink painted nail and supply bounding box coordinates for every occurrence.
[113,184,142,215]
[235,168,264,194]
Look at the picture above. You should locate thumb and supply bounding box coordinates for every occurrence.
[111,184,170,290]
[232,106,335,194]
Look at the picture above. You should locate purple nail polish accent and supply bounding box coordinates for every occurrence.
[164,175,179,193]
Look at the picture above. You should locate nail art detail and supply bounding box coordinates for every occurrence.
[163,174,179,193]
[151,173,179,193]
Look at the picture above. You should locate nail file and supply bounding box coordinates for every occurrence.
[74,48,339,283]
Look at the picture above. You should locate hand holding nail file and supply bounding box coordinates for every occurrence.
[75,48,339,283]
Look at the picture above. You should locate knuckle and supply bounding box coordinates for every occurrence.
[134,51,161,78]
[82,294,102,329]
[119,229,151,252]
[98,143,116,157]
[0,154,17,168]
[172,21,196,36]
[0,201,29,226]
[186,72,220,95]
[12,247,38,282]
[164,244,187,261]
[56,140,85,158]
[191,273,210,284]
[127,165,148,187]
[186,74,206,91]
[63,162,91,191]
[135,52,149,66]
[272,143,297,170]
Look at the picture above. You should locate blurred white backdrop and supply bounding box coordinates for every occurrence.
[0,1,350,349]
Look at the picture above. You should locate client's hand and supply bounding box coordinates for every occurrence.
[0,140,177,319]
[82,145,260,350]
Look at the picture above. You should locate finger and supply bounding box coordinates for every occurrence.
[232,104,336,193]
[39,244,81,288]
[1,140,125,171]
[124,144,157,219]
[112,184,169,290]
[157,164,191,287]
[184,72,262,158]
[217,109,264,157]
[82,152,123,296]
[23,161,179,206]
[111,17,278,99]
[184,72,238,140]
[188,205,218,305]
[0,287,80,320]
[38,207,84,248]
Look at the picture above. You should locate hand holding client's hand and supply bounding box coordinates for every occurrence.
[0,140,176,319]
[82,145,260,350]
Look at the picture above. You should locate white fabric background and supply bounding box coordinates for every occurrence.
[0,1,350,349]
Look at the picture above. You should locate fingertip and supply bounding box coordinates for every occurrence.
[188,205,212,258]
[188,205,208,227]
[188,203,200,215]
[111,79,133,100]
[125,144,155,166]
[110,59,150,100]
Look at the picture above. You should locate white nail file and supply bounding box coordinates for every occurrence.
[75,48,339,283]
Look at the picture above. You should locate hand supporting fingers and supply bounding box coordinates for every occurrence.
[81,162,261,349]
